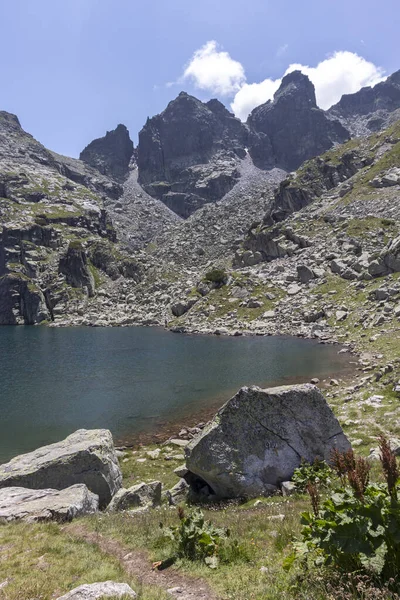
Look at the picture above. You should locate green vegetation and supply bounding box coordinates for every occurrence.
[291,458,334,493]
[160,507,230,567]
[0,521,168,600]
[289,441,400,591]
[204,267,228,285]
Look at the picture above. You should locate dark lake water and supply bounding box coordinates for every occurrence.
[0,326,353,462]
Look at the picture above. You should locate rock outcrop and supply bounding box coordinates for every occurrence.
[137,92,248,217]
[59,242,95,297]
[0,272,50,325]
[80,124,134,181]
[107,480,162,511]
[56,581,137,599]
[0,484,98,522]
[329,69,400,135]
[0,429,122,508]
[185,384,350,498]
[247,71,349,171]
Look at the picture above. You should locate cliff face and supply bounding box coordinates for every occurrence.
[247,71,350,171]
[0,112,140,326]
[135,70,400,219]
[328,69,400,135]
[136,73,350,216]
[80,124,134,181]
[137,92,248,217]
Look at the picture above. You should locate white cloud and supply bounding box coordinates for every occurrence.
[231,51,385,121]
[182,40,246,96]
[285,51,385,110]
[231,78,281,121]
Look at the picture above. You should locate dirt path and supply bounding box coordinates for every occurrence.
[66,524,220,600]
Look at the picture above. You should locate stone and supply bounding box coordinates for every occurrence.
[56,581,136,599]
[166,478,189,506]
[0,485,98,522]
[171,298,197,317]
[297,264,315,284]
[368,438,400,461]
[0,429,122,508]
[174,464,189,478]
[107,481,161,511]
[281,481,296,496]
[247,298,263,308]
[185,384,350,498]
[336,310,348,321]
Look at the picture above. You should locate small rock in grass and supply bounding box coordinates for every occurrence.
[281,481,296,496]
[55,581,136,599]
[146,449,161,460]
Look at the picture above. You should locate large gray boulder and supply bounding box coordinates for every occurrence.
[0,484,98,522]
[0,429,122,508]
[56,581,136,599]
[185,384,350,498]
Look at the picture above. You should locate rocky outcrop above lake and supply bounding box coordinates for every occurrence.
[0,484,98,522]
[185,384,350,499]
[0,429,122,508]
[80,124,134,182]
[247,71,349,171]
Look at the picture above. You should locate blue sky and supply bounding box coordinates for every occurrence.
[1,0,399,157]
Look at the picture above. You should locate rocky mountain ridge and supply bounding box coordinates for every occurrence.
[1,68,400,330]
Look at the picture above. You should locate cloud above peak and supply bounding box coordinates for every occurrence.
[285,51,386,111]
[182,40,246,96]
[178,43,386,122]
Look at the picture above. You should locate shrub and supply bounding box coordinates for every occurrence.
[204,268,228,286]
[160,507,229,567]
[291,457,333,493]
[286,438,400,588]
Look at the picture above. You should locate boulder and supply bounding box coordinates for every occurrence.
[0,484,98,522]
[185,384,350,499]
[297,264,315,284]
[171,298,197,317]
[281,481,296,497]
[56,581,136,599]
[0,429,122,508]
[107,481,161,511]
[166,479,189,506]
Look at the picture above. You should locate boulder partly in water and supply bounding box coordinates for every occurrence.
[185,384,350,499]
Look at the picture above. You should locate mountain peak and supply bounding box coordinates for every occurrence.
[274,70,317,108]
[80,124,134,181]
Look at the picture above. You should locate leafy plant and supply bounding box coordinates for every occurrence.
[286,439,400,588]
[204,268,228,286]
[160,507,229,567]
[291,457,333,493]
